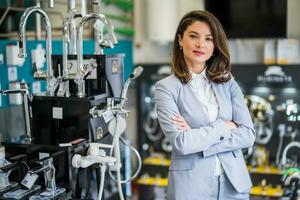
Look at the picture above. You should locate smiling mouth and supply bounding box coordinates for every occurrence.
[193,51,205,56]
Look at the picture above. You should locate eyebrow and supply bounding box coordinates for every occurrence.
[188,31,213,37]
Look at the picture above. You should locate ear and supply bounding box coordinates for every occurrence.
[178,34,183,47]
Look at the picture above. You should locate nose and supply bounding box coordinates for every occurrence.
[196,37,205,48]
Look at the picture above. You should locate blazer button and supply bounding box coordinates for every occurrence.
[220,136,224,141]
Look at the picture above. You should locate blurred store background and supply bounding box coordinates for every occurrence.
[0,0,299,199]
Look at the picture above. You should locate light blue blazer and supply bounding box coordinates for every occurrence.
[155,74,256,200]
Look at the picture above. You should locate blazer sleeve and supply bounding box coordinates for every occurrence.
[155,80,232,156]
[203,79,256,157]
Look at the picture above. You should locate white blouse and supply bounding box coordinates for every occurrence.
[190,69,223,176]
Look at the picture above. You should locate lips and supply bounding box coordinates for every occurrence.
[193,50,205,56]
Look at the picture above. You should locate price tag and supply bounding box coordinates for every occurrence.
[102,110,113,123]
[21,173,39,189]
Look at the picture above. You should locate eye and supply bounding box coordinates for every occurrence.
[206,37,213,42]
[189,34,198,39]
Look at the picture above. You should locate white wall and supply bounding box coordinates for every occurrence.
[287,0,300,38]
[134,0,204,64]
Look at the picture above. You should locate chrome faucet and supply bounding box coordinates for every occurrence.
[58,9,83,97]
[18,6,54,96]
[0,82,32,142]
[67,0,78,53]
[0,157,12,191]
[29,157,57,195]
[76,13,118,98]
[28,157,65,199]
[63,9,83,55]
[93,0,104,54]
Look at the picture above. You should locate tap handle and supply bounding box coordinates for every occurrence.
[99,40,114,49]
[29,157,53,174]
[37,156,53,164]
[7,154,27,163]
[0,162,18,173]
[29,165,45,174]
[48,0,54,8]
[51,150,64,158]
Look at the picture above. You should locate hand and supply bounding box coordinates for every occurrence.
[225,121,237,130]
[172,113,191,131]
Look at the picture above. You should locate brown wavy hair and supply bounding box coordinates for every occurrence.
[171,10,231,84]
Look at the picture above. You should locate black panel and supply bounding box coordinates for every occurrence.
[205,0,287,38]
[31,95,107,145]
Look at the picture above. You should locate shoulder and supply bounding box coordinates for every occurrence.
[217,75,239,90]
[224,75,244,98]
[155,74,182,92]
[154,74,183,102]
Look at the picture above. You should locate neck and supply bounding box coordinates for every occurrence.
[189,63,206,74]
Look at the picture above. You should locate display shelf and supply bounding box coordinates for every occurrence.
[247,165,283,175]
[137,176,168,187]
[251,185,283,197]
[143,157,170,167]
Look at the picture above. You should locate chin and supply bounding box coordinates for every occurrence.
[194,58,209,64]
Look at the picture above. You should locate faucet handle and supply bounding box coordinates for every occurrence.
[37,156,53,165]
[0,162,17,173]
[99,40,114,49]
[33,70,47,79]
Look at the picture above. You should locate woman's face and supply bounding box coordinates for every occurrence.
[179,21,214,71]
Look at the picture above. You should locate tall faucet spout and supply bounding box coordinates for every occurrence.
[19,6,53,96]
[76,13,118,97]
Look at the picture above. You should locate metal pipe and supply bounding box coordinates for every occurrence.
[81,0,87,17]
[76,13,118,97]
[0,89,28,95]
[63,10,82,75]
[18,6,53,96]
[22,91,31,142]
[48,0,54,8]
[68,0,76,10]
[0,87,32,142]
[35,0,42,40]
[62,10,83,97]
[67,0,78,54]
[93,0,103,54]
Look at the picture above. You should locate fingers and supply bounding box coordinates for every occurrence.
[173,117,186,124]
[173,113,186,122]
[173,115,186,126]
[172,113,191,131]
[224,121,237,130]
[175,123,190,131]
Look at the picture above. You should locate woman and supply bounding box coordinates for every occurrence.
[154,10,255,200]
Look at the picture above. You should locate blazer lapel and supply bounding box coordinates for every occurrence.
[183,83,210,125]
[211,82,223,119]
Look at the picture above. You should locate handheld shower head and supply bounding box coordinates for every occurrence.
[129,66,144,80]
[121,66,144,100]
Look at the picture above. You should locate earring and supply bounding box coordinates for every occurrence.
[180,46,183,50]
